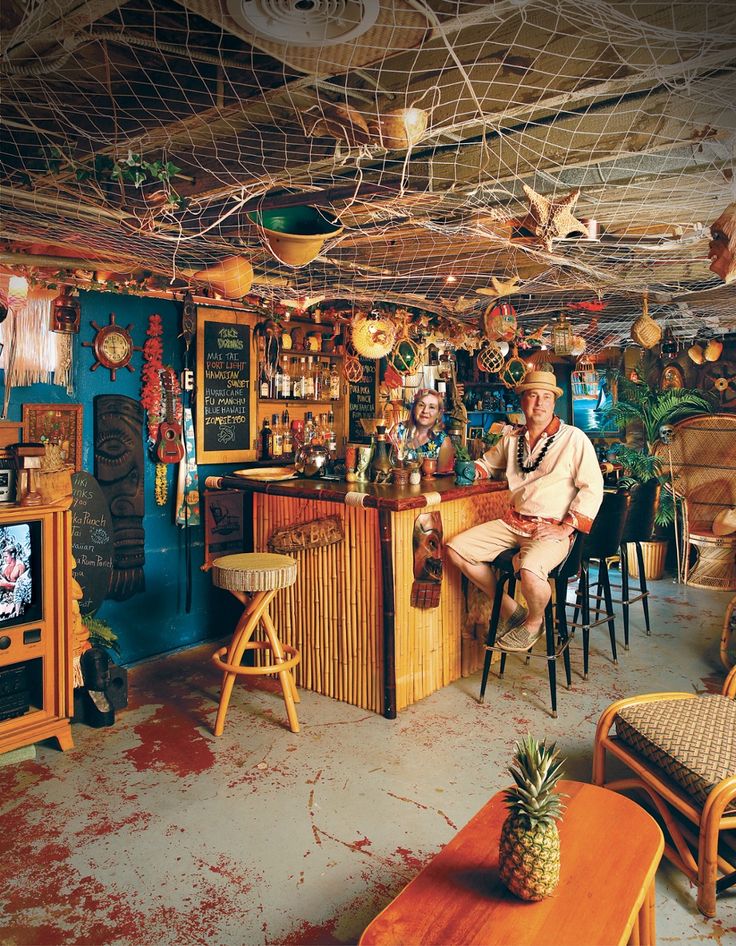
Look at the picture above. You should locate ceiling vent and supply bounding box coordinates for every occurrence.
[226,0,380,48]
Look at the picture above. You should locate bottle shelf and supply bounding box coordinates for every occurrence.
[280,349,342,360]
[260,398,341,405]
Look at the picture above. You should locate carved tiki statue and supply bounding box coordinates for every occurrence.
[411,510,444,609]
[94,395,145,599]
[708,202,736,284]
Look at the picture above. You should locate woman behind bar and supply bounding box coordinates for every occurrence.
[394,388,455,473]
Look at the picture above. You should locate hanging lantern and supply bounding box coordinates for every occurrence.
[688,343,705,365]
[476,341,505,374]
[631,293,662,349]
[351,310,396,359]
[501,346,528,388]
[552,313,574,355]
[661,327,678,358]
[483,301,517,342]
[8,275,29,304]
[389,336,423,374]
[571,358,599,397]
[50,285,81,334]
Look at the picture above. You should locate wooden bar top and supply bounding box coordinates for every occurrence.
[204,472,507,511]
[359,780,663,946]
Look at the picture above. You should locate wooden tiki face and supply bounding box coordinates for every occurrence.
[708,202,736,283]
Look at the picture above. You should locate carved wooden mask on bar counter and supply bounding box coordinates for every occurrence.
[411,510,443,609]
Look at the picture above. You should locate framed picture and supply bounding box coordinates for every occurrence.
[203,488,245,567]
[22,403,83,471]
[468,426,485,440]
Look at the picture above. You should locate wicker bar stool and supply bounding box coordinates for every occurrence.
[211,552,301,735]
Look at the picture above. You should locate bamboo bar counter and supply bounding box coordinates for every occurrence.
[205,475,510,718]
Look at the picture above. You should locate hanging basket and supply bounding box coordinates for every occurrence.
[476,342,505,374]
[501,347,528,388]
[631,294,661,349]
[482,301,517,342]
[248,206,343,268]
[351,313,396,359]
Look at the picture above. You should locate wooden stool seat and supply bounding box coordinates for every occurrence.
[210,552,301,735]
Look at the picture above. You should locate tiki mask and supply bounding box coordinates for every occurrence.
[708,202,736,284]
[94,395,145,599]
[410,510,443,609]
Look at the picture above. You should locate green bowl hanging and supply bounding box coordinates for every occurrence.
[248,205,343,267]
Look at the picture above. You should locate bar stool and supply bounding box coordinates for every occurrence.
[211,552,301,735]
[617,480,659,638]
[573,490,632,677]
[478,531,586,717]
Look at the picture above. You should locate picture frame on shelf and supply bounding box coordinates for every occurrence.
[22,403,83,471]
[467,426,484,440]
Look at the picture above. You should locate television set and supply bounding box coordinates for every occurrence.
[0,520,42,629]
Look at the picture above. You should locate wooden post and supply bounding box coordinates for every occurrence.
[379,507,397,719]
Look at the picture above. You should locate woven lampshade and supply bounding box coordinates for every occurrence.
[552,313,574,355]
[631,294,662,349]
[351,313,396,359]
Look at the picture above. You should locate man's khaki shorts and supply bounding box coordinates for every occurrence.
[446,518,571,582]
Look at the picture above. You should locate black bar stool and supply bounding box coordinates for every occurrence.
[617,480,659,639]
[478,531,586,718]
[573,490,632,677]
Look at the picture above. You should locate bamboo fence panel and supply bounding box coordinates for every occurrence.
[253,493,383,713]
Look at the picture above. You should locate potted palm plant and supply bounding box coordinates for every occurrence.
[601,372,713,579]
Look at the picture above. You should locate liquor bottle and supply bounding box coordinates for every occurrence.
[329,362,341,400]
[282,421,293,457]
[304,357,315,400]
[260,417,272,460]
[321,359,331,399]
[369,425,392,482]
[296,357,307,399]
[281,356,291,399]
[259,362,270,399]
[281,406,290,430]
[304,411,316,443]
[312,357,321,400]
[271,414,283,458]
[273,361,283,399]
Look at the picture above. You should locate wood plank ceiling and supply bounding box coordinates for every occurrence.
[1,0,734,350]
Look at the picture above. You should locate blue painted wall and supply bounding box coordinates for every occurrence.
[3,290,241,665]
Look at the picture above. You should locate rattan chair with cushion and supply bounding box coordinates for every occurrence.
[593,665,736,917]
[654,414,736,590]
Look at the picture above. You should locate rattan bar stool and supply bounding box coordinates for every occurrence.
[211,552,301,735]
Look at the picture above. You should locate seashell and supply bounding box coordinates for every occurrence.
[704,339,723,362]
[305,104,371,148]
[370,107,428,150]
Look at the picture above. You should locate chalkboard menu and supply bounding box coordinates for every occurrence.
[71,471,114,615]
[348,356,378,444]
[195,308,257,464]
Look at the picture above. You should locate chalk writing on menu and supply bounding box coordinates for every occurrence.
[202,320,250,452]
[348,356,377,443]
[71,471,114,615]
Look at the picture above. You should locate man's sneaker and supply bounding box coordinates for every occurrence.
[496,623,544,653]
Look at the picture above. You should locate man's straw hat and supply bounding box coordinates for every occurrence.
[515,369,563,398]
[712,507,736,537]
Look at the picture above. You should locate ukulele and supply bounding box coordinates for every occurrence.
[156,369,185,463]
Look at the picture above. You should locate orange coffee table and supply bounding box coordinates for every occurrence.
[360,780,663,946]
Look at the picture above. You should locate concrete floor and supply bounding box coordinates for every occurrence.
[1,573,735,946]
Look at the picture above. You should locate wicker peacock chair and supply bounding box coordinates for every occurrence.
[655,414,736,589]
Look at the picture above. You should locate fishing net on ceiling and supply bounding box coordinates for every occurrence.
[1,0,735,353]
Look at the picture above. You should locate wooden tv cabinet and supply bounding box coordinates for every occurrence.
[0,501,74,753]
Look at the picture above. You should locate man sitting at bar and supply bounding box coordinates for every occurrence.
[446,370,603,652]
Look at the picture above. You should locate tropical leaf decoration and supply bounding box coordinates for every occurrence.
[601,371,713,452]
[602,368,714,527]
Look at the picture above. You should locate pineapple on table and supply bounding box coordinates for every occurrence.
[498,735,565,901]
